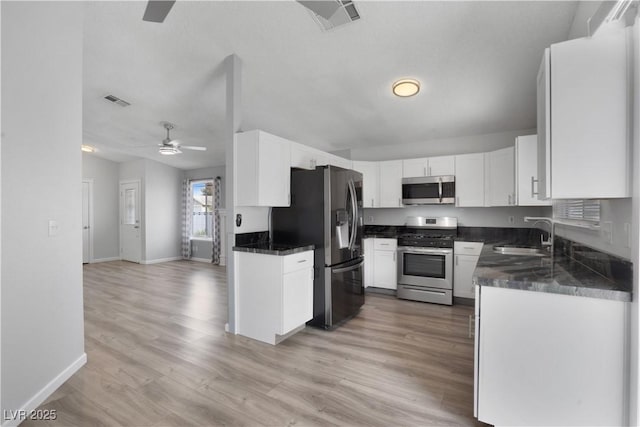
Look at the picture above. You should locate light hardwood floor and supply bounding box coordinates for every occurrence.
[24,260,485,427]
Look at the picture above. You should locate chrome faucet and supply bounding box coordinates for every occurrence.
[524,216,555,255]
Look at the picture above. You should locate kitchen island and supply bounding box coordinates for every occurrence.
[472,240,631,426]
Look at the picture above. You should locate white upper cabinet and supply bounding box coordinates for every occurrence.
[455,152,485,207]
[379,160,403,208]
[235,130,291,207]
[402,158,428,177]
[290,142,352,170]
[428,156,455,176]
[486,147,515,207]
[541,26,630,199]
[516,135,551,206]
[353,161,380,208]
[537,48,552,200]
[402,156,455,178]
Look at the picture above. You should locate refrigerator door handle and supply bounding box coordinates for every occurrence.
[348,179,357,251]
[332,258,365,274]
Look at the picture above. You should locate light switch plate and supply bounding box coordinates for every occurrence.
[48,220,59,237]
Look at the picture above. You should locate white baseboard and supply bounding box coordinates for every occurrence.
[90,257,120,264]
[1,353,87,427]
[140,257,182,265]
[190,257,212,263]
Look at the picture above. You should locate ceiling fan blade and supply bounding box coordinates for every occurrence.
[142,0,176,23]
[297,1,341,20]
[180,145,207,151]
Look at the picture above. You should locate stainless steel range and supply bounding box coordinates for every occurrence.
[397,216,457,305]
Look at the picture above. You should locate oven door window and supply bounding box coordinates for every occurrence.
[403,253,445,279]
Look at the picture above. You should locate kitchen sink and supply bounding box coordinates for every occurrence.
[492,245,549,257]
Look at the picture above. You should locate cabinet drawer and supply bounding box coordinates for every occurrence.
[374,238,397,250]
[283,250,314,274]
[454,241,483,256]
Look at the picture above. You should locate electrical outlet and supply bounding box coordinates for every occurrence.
[508,216,515,224]
[48,220,59,237]
[624,223,631,248]
[602,221,613,244]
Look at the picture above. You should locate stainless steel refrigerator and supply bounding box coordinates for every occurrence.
[272,165,364,329]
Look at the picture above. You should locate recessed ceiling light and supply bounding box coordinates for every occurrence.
[392,79,420,97]
[81,144,95,153]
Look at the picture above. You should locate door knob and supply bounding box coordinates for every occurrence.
[83,226,89,230]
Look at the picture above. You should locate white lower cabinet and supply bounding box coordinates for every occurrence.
[371,238,397,290]
[236,250,313,345]
[453,242,482,299]
[363,238,375,288]
[475,286,627,426]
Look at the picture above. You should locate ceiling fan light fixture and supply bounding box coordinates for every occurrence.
[159,146,179,155]
[81,144,95,153]
[392,79,420,97]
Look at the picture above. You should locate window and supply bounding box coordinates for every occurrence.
[191,179,214,238]
[553,200,601,226]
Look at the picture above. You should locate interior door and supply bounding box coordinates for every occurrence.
[82,181,90,263]
[120,181,141,263]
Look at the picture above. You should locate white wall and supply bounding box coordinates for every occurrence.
[119,158,183,263]
[82,153,120,261]
[1,1,86,421]
[184,166,226,208]
[350,128,535,161]
[144,160,183,262]
[365,205,550,228]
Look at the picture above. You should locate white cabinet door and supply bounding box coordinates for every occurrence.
[353,161,380,208]
[536,48,551,200]
[372,249,397,290]
[379,160,403,208]
[516,135,551,206]
[486,147,515,207]
[455,153,485,207]
[329,155,352,170]
[235,130,291,207]
[550,27,629,199]
[453,254,479,299]
[428,155,455,176]
[402,158,428,178]
[363,238,375,288]
[477,286,626,427]
[281,267,313,335]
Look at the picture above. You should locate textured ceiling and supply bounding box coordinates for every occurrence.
[83,1,578,169]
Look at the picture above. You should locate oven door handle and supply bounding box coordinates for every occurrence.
[398,248,452,256]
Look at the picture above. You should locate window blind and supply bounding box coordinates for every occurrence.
[553,200,601,224]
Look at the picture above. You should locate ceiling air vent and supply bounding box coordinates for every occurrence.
[104,94,131,107]
[298,0,360,31]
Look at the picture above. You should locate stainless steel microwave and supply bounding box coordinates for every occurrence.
[401,176,455,205]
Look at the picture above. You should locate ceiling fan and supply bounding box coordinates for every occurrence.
[157,122,206,156]
[141,0,350,24]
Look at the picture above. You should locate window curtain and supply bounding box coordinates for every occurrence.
[182,179,193,259]
[212,176,222,264]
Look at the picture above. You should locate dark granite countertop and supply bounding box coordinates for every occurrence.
[233,243,315,256]
[473,244,632,302]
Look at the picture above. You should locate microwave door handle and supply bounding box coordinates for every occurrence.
[438,177,443,203]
